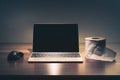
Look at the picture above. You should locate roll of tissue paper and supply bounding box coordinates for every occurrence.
[85,37,116,62]
[85,37,106,56]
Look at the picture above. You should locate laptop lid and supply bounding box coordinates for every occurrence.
[33,24,79,52]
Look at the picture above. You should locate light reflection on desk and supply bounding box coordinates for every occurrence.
[46,63,83,75]
[47,63,63,75]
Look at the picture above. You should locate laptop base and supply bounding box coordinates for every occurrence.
[28,52,83,63]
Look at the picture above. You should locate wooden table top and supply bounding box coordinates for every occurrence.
[0,43,120,75]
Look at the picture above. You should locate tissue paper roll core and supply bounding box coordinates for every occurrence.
[85,37,106,56]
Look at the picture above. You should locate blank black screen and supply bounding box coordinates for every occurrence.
[33,24,79,52]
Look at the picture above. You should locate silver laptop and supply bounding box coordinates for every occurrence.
[28,24,83,62]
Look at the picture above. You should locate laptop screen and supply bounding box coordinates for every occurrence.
[33,24,79,52]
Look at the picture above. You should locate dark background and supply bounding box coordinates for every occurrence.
[0,0,120,43]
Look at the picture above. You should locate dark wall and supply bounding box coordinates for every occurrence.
[0,0,120,43]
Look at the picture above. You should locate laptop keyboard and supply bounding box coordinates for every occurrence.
[31,53,80,57]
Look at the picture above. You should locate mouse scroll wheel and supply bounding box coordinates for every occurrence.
[13,52,17,55]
